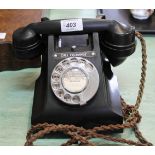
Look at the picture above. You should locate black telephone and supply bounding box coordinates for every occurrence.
[12,18,136,132]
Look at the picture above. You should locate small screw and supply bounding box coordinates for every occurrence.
[91,52,96,56]
[71,45,76,51]
[54,54,57,57]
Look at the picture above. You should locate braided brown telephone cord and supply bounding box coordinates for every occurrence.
[25,32,153,146]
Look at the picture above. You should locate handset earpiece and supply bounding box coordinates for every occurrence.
[99,21,136,66]
[12,27,43,59]
[12,18,136,63]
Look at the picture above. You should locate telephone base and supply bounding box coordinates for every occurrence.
[31,73,123,133]
[31,34,123,134]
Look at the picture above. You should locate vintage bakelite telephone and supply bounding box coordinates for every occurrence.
[12,18,136,132]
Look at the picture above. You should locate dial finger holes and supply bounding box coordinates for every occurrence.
[72,95,80,103]
[64,94,71,102]
[56,89,64,98]
[79,59,86,64]
[55,65,63,73]
[51,57,99,106]
[70,58,78,63]
[52,73,60,81]
[52,83,60,89]
[85,63,93,71]
[62,60,70,67]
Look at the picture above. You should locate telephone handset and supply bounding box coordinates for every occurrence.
[13,18,136,131]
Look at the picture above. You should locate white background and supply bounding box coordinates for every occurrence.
[0,0,155,154]
[0,0,155,9]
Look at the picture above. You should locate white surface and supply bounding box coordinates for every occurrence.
[62,68,88,93]
[61,19,83,32]
[0,33,6,39]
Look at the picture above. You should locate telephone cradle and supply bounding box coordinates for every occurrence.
[12,18,146,141]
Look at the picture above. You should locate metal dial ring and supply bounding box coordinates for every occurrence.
[51,57,99,106]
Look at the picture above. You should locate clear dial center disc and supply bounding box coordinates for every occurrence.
[62,68,88,93]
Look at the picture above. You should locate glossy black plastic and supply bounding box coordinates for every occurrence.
[99,27,136,66]
[12,18,136,132]
[12,18,136,64]
[32,33,123,131]
[12,27,43,59]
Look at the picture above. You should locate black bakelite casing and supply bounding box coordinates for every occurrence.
[12,18,136,133]
[13,19,136,65]
[99,21,136,66]
[12,28,43,59]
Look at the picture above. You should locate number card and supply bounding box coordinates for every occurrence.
[61,19,83,32]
